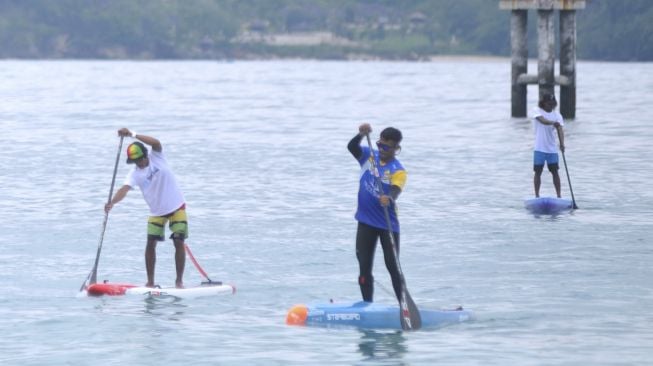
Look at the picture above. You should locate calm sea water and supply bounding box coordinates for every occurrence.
[0,60,651,365]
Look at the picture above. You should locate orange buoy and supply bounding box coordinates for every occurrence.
[286,304,308,325]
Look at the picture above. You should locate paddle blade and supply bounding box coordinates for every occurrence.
[79,270,93,292]
[399,290,422,330]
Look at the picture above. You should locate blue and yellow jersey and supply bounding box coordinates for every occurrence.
[355,146,406,233]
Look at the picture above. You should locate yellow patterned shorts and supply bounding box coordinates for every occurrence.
[147,205,188,241]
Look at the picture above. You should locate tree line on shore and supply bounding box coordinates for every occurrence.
[1,0,650,61]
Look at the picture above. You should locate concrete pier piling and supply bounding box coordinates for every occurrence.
[511,10,528,117]
[559,9,577,118]
[538,8,555,99]
[500,0,586,119]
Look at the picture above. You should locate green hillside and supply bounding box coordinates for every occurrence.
[0,0,650,61]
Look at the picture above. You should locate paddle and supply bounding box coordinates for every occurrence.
[79,136,125,292]
[365,134,422,330]
[560,149,578,209]
[185,243,222,285]
[557,128,578,209]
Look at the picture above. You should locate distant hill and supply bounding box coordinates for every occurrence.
[0,0,650,61]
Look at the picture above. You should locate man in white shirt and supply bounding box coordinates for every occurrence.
[105,128,187,288]
[532,93,566,198]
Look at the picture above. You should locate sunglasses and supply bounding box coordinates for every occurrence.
[376,141,397,152]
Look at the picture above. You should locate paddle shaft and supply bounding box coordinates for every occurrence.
[365,134,421,330]
[80,136,124,291]
[560,151,578,209]
[557,128,578,209]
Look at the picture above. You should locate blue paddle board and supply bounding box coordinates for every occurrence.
[525,197,573,214]
[286,301,472,330]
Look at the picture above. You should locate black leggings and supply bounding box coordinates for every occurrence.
[356,221,402,302]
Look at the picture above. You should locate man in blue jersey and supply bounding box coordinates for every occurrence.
[348,123,406,303]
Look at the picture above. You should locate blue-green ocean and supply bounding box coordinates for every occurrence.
[1,60,651,365]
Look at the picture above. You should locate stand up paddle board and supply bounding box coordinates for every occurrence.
[525,197,573,214]
[286,301,472,330]
[86,281,235,299]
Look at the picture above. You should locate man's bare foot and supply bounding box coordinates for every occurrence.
[175,281,184,289]
[145,282,155,288]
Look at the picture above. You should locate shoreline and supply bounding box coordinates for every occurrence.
[0,56,644,63]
